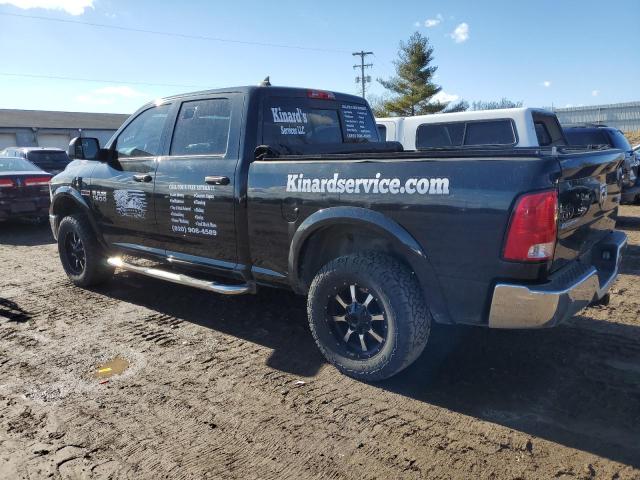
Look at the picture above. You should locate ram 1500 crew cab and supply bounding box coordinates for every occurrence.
[49,86,627,380]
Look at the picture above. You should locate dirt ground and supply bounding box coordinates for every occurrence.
[1,207,639,480]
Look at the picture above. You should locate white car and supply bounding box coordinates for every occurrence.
[376,108,567,150]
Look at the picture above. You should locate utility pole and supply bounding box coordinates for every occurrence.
[352,51,373,98]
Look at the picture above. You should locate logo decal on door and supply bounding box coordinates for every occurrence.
[114,189,147,219]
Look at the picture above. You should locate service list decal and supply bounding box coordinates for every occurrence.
[168,184,217,237]
[286,173,450,195]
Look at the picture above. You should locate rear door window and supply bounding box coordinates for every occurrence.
[171,98,231,156]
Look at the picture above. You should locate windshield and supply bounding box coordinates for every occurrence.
[0,157,41,172]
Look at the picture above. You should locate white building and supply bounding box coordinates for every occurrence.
[0,109,129,150]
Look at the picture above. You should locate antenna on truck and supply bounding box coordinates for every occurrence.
[260,76,271,87]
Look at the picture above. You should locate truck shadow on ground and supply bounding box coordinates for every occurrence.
[94,274,640,469]
[0,220,54,247]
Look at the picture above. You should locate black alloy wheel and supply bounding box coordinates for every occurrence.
[327,283,387,359]
[64,231,86,275]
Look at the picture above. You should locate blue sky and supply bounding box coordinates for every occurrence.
[0,0,638,114]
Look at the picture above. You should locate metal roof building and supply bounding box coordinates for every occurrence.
[552,101,640,132]
[0,108,129,150]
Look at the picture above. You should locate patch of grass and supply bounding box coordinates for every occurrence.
[623,130,640,146]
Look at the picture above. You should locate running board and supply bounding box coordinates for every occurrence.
[107,257,252,295]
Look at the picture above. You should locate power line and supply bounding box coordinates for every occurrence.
[0,12,350,54]
[352,51,373,98]
[0,72,209,89]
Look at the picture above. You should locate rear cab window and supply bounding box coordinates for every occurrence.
[26,150,71,168]
[564,129,611,147]
[416,119,516,149]
[262,94,379,152]
[609,130,632,151]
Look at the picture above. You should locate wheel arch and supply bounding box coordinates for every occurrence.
[50,187,101,243]
[289,207,451,324]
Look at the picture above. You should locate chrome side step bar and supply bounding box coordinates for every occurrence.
[107,257,252,295]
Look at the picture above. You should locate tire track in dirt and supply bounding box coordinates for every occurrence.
[1,216,639,479]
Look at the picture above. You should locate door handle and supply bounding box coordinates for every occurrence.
[133,174,153,183]
[204,176,230,185]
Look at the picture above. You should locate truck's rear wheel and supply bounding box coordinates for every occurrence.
[57,215,113,287]
[307,252,431,381]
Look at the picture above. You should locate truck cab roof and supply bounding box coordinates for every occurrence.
[144,85,368,110]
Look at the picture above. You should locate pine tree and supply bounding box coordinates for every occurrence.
[379,32,446,116]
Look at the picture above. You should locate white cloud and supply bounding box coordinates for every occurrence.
[450,22,469,43]
[542,80,552,87]
[425,14,443,28]
[431,91,459,104]
[0,0,94,15]
[592,89,600,97]
[94,86,146,98]
[414,21,421,27]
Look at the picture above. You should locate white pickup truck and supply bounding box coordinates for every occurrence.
[376,108,567,150]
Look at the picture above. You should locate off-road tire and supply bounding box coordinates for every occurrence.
[57,215,113,287]
[307,252,431,381]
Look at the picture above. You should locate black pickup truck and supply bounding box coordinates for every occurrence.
[49,85,627,380]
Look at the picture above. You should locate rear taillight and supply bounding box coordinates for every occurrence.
[24,176,51,186]
[503,190,558,262]
[0,179,14,188]
[307,89,335,100]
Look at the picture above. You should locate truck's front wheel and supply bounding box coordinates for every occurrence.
[307,252,431,381]
[58,215,114,287]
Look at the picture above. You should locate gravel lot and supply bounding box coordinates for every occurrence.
[1,207,639,479]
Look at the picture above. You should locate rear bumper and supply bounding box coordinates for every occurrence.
[488,230,627,329]
[0,203,49,221]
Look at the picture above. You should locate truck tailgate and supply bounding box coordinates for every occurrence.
[553,149,624,272]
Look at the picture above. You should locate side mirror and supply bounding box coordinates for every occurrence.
[68,137,100,161]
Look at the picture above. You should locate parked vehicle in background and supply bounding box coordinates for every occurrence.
[0,147,71,175]
[376,108,567,149]
[0,156,52,222]
[49,85,626,381]
[564,126,640,203]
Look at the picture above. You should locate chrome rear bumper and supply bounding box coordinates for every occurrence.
[488,231,627,329]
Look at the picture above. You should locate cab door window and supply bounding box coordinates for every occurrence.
[170,99,231,156]
[115,104,170,158]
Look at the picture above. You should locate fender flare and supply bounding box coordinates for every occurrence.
[50,187,102,243]
[288,206,451,324]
